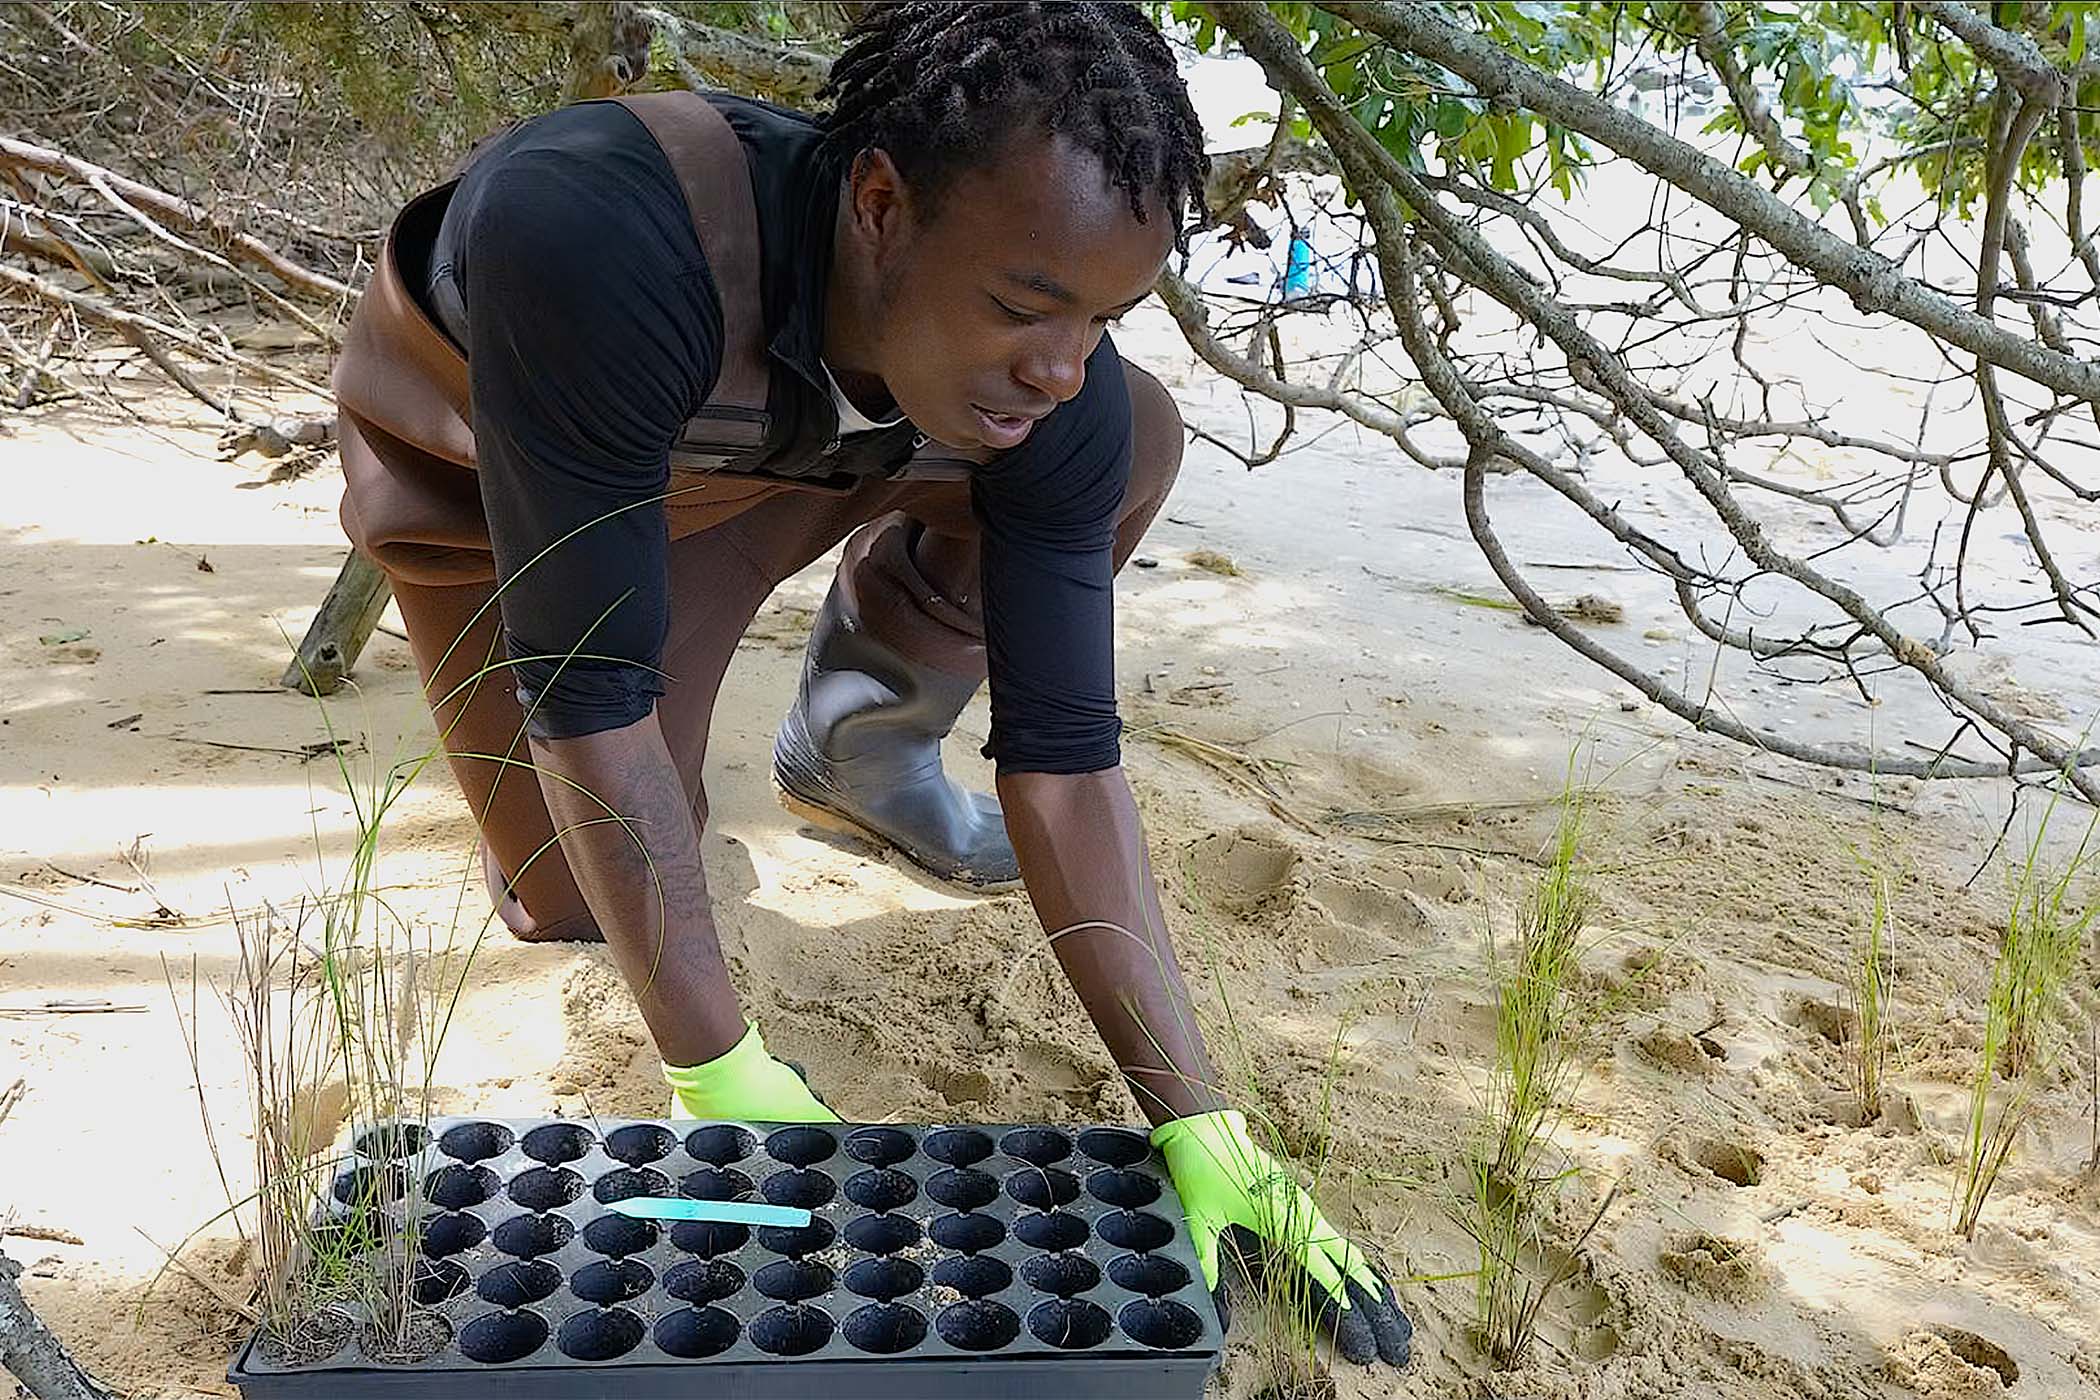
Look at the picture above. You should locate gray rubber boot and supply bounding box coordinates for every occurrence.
[773,575,1019,890]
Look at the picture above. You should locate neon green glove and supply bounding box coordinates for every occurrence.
[1153,1109,1411,1366]
[662,1022,839,1123]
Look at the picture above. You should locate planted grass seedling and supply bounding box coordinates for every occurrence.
[1461,760,1620,1368]
[1954,788,2098,1239]
[1845,858,1898,1126]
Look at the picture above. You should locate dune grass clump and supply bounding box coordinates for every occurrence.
[1461,765,1615,1367]
[1953,793,2096,1240]
[1846,860,1898,1125]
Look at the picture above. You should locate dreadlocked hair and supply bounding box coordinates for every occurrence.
[818,1,1209,249]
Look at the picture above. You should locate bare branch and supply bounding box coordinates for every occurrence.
[1157,270,1412,440]
[0,135,354,304]
[0,260,330,401]
[638,9,834,103]
[1212,0,2100,799]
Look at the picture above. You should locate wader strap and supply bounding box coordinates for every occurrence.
[613,91,770,417]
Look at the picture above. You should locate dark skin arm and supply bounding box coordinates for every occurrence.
[1008,771,1416,1368]
[529,714,747,1068]
[999,766,1224,1125]
[530,719,1216,1123]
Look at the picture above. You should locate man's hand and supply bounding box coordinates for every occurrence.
[1153,1110,1411,1367]
[999,771,1406,1361]
[662,1021,839,1122]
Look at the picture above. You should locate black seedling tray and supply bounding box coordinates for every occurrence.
[229,1116,1221,1398]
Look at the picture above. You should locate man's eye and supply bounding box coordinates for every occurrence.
[992,297,1041,325]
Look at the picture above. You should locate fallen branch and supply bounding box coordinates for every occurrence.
[0,999,149,1018]
[2,225,250,297]
[1,172,112,293]
[43,865,136,895]
[4,314,64,411]
[0,1228,81,1248]
[78,168,341,347]
[0,1249,117,1400]
[110,319,237,418]
[0,135,354,304]
[0,261,330,402]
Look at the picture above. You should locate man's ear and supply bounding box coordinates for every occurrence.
[846,148,914,251]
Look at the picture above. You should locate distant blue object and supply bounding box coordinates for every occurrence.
[1283,233,1314,296]
[607,1197,812,1227]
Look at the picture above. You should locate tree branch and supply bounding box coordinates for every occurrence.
[1687,0,1875,243]
[1,1250,117,1400]
[638,9,834,103]
[1688,1,1811,180]
[1324,1,2100,407]
[0,261,330,401]
[0,135,353,304]
[1911,0,2067,104]
[1213,0,2100,799]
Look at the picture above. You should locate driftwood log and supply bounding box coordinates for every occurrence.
[0,1250,116,1400]
[282,550,393,697]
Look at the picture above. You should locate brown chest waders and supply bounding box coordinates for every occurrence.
[334,92,1182,935]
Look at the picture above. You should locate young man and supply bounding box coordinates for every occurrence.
[335,1,1408,1366]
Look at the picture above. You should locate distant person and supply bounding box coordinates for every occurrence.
[1282,223,1315,297]
[331,0,1408,1369]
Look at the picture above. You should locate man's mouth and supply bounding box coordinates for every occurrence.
[972,404,1040,448]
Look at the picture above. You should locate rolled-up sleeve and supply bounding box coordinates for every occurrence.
[454,108,721,738]
[971,336,1132,775]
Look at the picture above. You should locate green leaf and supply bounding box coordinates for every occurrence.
[1492,113,1533,190]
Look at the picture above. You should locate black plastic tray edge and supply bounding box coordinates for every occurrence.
[228,1116,1220,1396]
[229,1330,1219,1400]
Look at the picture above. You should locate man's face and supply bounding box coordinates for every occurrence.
[849,133,1175,452]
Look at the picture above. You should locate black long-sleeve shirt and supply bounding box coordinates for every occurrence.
[429,98,1129,774]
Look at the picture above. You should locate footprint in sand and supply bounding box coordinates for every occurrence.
[1675,1134,1766,1188]
[1660,1231,1763,1300]
[552,956,652,1110]
[1786,996,1857,1047]
[1183,825,1298,914]
[1888,1324,2019,1397]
